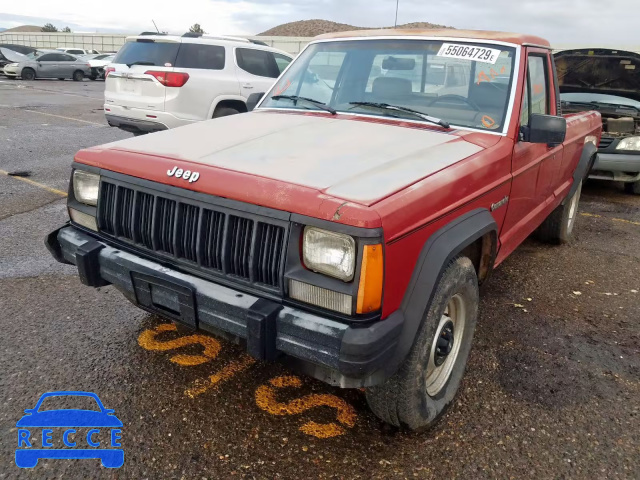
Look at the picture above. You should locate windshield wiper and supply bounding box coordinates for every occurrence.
[271,95,337,115]
[590,101,639,112]
[126,61,155,68]
[349,102,450,128]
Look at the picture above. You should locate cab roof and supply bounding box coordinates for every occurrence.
[314,28,550,48]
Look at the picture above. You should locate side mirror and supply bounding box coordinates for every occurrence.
[246,92,265,112]
[521,113,566,147]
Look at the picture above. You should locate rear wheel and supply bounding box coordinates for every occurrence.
[21,68,35,80]
[624,180,640,195]
[365,256,479,430]
[536,180,582,244]
[72,70,84,81]
[213,107,240,118]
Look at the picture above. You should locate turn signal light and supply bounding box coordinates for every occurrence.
[144,71,190,87]
[356,244,384,314]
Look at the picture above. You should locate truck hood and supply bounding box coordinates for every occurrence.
[554,49,640,102]
[97,111,485,206]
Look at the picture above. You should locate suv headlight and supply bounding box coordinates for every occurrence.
[73,170,100,205]
[303,227,356,281]
[616,136,640,151]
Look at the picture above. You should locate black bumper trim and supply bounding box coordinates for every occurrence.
[105,114,168,133]
[48,225,403,387]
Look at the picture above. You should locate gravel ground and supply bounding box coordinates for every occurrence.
[0,78,638,479]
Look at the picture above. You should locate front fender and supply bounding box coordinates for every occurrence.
[382,208,498,378]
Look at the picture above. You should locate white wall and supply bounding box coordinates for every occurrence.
[1,32,638,56]
[0,32,312,55]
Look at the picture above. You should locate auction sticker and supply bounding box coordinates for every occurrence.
[437,43,501,64]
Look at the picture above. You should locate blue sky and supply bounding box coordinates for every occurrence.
[1,0,638,44]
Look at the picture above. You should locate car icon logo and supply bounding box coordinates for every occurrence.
[15,391,123,469]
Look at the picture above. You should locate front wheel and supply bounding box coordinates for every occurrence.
[366,256,479,430]
[624,180,640,195]
[21,68,35,80]
[536,180,582,244]
[72,70,84,81]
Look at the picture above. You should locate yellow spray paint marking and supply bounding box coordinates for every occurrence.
[185,355,256,398]
[255,376,357,439]
[137,323,221,366]
[612,217,640,227]
[580,213,602,218]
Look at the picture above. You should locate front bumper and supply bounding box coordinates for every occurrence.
[591,152,640,182]
[47,225,403,387]
[3,66,18,76]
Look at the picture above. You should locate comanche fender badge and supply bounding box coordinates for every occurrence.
[491,196,509,212]
[167,166,200,183]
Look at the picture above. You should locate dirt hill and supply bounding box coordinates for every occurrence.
[258,19,451,37]
[1,25,44,33]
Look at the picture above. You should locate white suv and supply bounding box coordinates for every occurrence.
[56,47,101,55]
[104,33,293,134]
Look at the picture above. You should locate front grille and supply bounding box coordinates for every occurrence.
[599,136,615,149]
[98,181,287,290]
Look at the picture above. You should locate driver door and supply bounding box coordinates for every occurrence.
[35,54,59,77]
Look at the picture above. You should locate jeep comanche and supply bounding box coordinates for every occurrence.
[47,29,602,430]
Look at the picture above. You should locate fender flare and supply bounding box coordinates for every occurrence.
[382,208,498,377]
[206,95,248,118]
[566,141,597,202]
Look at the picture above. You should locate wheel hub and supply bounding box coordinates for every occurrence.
[434,320,454,367]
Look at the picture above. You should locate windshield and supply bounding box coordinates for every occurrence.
[260,39,517,132]
[561,92,640,109]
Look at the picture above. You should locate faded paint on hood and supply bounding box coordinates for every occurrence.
[101,111,485,205]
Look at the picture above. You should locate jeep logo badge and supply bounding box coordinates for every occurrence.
[167,166,199,183]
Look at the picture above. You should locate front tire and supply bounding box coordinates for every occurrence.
[21,68,35,80]
[366,256,479,430]
[536,180,582,244]
[624,180,640,195]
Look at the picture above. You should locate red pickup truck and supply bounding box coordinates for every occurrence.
[47,29,602,430]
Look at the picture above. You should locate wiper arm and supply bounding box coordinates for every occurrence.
[349,102,450,128]
[271,95,337,115]
[126,61,154,68]
[590,101,640,112]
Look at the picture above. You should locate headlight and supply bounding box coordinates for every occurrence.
[7,63,18,67]
[73,170,100,206]
[616,136,640,151]
[303,227,356,281]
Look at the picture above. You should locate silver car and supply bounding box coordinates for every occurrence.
[3,50,91,81]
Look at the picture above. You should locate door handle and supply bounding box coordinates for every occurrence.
[242,84,254,89]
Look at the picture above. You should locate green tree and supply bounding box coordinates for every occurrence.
[41,23,58,32]
[189,23,204,34]
[62,26,72,33]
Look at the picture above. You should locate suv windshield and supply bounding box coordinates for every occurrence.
[260,39,517,132]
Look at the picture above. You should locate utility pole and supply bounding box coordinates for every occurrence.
[395,0,399,27]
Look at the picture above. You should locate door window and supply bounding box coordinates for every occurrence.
[176,44,225,70]
[37,54,57,61]
[236,48,280,78]
[521,55,549,125]
[274,53,292,73]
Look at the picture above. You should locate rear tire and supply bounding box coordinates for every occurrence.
[21,68,35,80]
[72,70,84,81]
[365,256,479,430]
[536,180,582,244]
[212,107,240,118]
[624,180,640,195]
